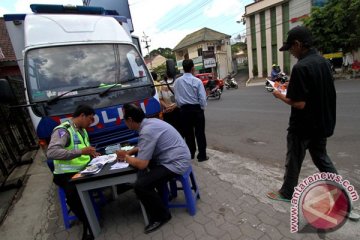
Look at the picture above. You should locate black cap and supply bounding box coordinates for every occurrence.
[279,26,313,51]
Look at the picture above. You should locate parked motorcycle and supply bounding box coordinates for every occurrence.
[205,81,221,100]
[265,72,288,92]
[225,76,238,89]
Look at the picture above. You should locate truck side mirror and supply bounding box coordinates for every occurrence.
[0,78,16,104]
[166,59,176,79]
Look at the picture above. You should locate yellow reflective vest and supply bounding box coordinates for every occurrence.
[53,121,91,174]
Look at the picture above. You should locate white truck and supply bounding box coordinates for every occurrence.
[2,4,164,151]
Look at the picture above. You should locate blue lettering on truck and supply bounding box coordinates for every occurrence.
[36,98,160,148]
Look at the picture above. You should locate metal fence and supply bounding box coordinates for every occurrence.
[0,77,37,187]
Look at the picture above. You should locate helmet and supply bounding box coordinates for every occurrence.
[272,64,278,67]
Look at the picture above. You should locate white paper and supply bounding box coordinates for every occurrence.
[110,162,129,170]
[88,154,117,166]
[267,80,287,95]
[121,146,134,151]
[81,154,117,175]
[80,163,103,175]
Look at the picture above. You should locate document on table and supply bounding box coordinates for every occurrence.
[108,145,135,170]
[110,162,129,170]
[121,145,134,151]
[80,163,103,175]
[88,154,117,166]
[80,154,117,175]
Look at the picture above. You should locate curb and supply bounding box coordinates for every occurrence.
[246,78,266,87]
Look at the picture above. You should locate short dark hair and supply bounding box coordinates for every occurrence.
[182,59,194,73]
[123,103,145,123]
[151,71,158,81]
[73,105,95,117]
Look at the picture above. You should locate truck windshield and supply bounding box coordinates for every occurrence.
[25,44,155,116]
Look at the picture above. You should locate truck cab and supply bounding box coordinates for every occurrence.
[3,4,161,151]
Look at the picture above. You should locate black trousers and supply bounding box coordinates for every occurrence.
[163,107,182,135]
[279,132,338,199]
[53,173,88,224]
[134,165,177,223]
[179,104,207,159]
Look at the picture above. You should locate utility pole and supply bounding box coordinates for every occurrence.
[141,32,152,70]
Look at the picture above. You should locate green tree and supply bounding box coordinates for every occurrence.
[152,63,167,79]
[231,42,247,57]
[148,47,176,61]
[303,0,360,53]
[146,48,177,78]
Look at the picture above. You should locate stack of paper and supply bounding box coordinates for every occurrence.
[80,163,103,175]
[80,154,117,175]
[88,154,117,166]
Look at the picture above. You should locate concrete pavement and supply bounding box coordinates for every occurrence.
[244,71,360,88]
[0,149,359,240]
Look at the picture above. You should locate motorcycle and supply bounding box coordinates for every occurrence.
[225,77,238,89]
[265,72,288,92]
[206,83,222,100]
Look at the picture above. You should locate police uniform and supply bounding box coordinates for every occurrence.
[47,120,91,229]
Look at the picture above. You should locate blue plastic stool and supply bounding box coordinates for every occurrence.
[58,187,77,229]
[58,187,104,229]
[163,166,200,216]
[47,159,104,229]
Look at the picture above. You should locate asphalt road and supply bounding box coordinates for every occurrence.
[205,76,360,196]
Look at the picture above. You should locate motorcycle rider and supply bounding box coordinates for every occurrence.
[225,73,238,89]
[271,64,281,81]
[226,74,232,85]
[205,75,217,95]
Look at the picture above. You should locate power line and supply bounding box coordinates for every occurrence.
[162,0,301,35]
[158,0,211,30]
[158,0,212,31]
[228,0,311,39]
[160,0,251,32]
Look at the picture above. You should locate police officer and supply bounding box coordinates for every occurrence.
[47,105,100,240]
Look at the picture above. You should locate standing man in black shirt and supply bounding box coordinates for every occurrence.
[267,26,338,201]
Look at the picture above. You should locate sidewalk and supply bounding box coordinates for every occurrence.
[245,72,360,88]
[0,149,359,240]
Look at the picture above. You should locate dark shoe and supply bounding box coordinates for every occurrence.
[144,215,172,234]
[82,234,94,240]
[117,183,133,194]
[197,156,209,162]
[82,222,94,240]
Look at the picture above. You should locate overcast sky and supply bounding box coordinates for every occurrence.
[0,0,251,55]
